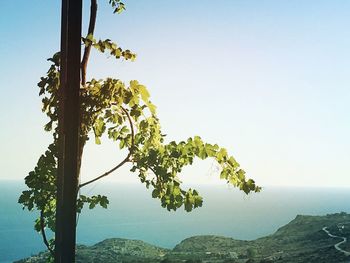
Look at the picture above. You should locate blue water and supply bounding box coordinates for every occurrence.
[1,180,350,263]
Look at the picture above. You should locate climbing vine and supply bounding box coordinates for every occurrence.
[19,0,260,255]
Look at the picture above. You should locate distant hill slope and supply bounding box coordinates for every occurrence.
[77,238,169,262]
[15,238,168,263]
[16,213,350,263]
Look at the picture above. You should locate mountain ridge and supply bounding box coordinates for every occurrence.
[16,212,350,263]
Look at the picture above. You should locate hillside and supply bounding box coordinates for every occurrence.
[16,213,350,263]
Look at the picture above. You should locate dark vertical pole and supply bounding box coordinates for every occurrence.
[55,0,67,261]
[56,0,82,262]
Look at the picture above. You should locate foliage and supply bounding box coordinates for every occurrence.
[247,247,258,258]
[82,34,136,61]
[18,0,260,255]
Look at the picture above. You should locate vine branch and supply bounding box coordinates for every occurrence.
[81,0,97,86]
[121,106,135,151]
[79,155,130,188]
[79,107,135,188]
[40,210,54,256]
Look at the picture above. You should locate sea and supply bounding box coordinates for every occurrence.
[1,180,350,263]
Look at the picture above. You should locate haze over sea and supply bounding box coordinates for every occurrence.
[1,180,350,263]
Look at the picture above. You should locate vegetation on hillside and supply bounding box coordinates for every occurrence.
[16,213,350,263]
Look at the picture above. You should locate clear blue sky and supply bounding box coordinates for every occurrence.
[1,1,349,187]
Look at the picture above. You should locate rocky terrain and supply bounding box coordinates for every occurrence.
[16,212,350,263]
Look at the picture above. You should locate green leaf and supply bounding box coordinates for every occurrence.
[99,196,109,209]
[138,85,150,101]
[198,148,207,160]
[146,102,156,115]
[94,117,106,137]
[86,33,94,41]
[95,136,101,145]
[152,189,159,198]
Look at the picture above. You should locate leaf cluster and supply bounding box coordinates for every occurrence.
[82,34,136,61]
[108,0,126,14]
[132,136,260,212]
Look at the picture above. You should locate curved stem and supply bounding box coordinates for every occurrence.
[121,106,135,150]
[148,166,163,189]
[40,210,54,256]
[79,107,135,188]
[79,154,130,188]
[81,0,98,86]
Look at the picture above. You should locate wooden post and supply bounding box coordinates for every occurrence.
[55,0,82,262]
